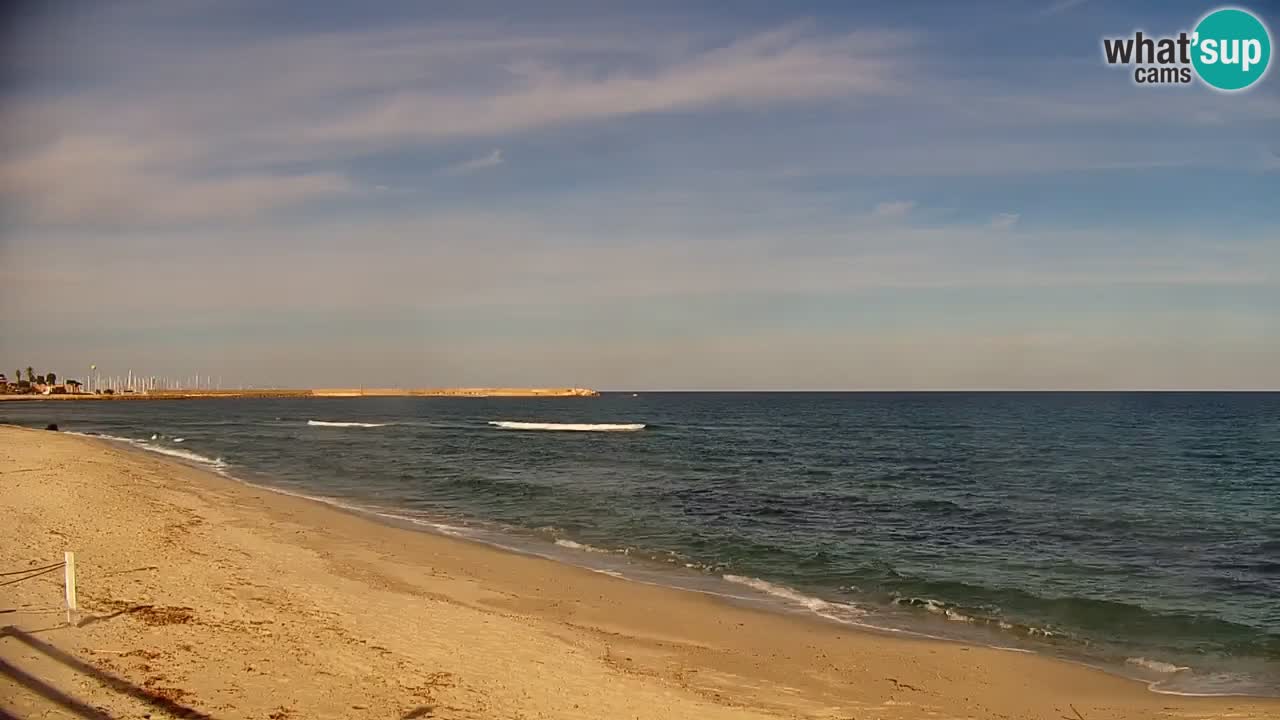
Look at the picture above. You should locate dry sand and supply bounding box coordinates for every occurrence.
[2,425,1276,719]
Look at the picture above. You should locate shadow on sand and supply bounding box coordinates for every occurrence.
[0,625,214,719]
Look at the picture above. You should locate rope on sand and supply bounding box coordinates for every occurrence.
[0,563,66,587]
[0,561,66,577]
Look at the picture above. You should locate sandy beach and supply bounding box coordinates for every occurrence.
[2,425,1276,720]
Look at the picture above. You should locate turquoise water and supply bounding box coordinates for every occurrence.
[6,392,1278,695]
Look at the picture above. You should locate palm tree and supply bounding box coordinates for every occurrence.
[26,367,34,383]
[47,371,57,385]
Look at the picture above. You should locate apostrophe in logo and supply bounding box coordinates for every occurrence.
[1192,8,1271,91]
[1102,6,1272,92]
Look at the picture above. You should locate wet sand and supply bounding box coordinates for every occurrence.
[2,425,1276,719]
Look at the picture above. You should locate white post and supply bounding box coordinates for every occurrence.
[64,551,78,625]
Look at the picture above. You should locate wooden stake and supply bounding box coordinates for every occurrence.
[64,551,78,626]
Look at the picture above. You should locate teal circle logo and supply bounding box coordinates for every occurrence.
[1192,8,1272,91]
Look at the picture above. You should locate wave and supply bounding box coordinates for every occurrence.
[488,421,646,432]
[893,596,982,625]
[66,432,226,469]
[891,595,1062,636]
[723,575,866,623]
[545,535,726,573]
[1127,657,1191,674]
[335,506,472,538]
[554,539,610,553]
[140,444,223,467]
[307,420,389,428]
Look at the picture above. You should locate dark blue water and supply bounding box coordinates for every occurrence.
[5,393,1278,695]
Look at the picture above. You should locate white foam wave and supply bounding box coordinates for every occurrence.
[895,596,975,621]
[554,539,610,553]
[894,596,1059,635]
[67,432,226,469]
[489,421,645,432]
[141,444,224,467]
[367,511,472,538]
[1127,657,1190,674]
[723,575,866,622]
[307,420,389,428]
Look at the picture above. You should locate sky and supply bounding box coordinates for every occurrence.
[1,0,1277,390]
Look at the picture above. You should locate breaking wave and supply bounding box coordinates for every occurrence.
[891,596,1060,636]
[489,421,646,432]
[141,444,224,466]
[1127,657,1191,674]
[66,432,226,469]
[554,539,611,553]
[307,420,389,428]
[723,574,867,623]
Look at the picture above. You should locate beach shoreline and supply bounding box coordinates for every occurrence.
[3,425,1277,719]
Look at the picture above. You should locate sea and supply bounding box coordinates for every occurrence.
[4,392,1277,696]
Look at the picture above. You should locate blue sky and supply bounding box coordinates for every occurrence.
[1,0,1277,389]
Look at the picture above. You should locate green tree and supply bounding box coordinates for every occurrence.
[26,367,34,383]
[48,371,57,385]
[36,375,46,385]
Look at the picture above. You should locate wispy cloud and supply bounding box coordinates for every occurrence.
[445,149,504,174]
[0,135,351,225]
[292,24,908,150]
[3,11,1274,228]
[1266,147,1280,171]
[0,20,911,227]
[1042,0,1090,16]
[5,204,1270,321]
[872,200,916,219]
[989,213,1020,230]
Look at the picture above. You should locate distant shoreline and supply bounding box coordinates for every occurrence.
[0,387,599,401]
